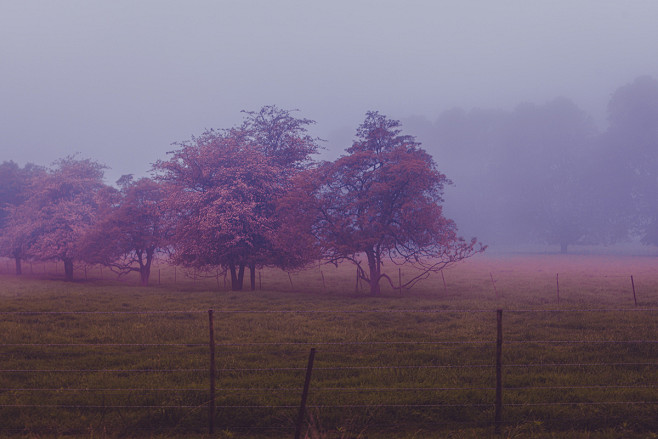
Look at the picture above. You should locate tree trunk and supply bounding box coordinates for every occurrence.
[14,256,22,276]
[237,264,245,290]
[63,258,74,281]
[249,263,256,291]
[140,268,150,286]
[366,250,381,295]
[229,263,245,291]
[139,249,154,287]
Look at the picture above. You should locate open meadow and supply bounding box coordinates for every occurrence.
[0,253,656,438]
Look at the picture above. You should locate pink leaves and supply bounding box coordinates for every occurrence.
[154,107,321,287]
[279,112,483,294]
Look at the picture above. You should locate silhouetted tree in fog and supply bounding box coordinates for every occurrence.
[0,161,45,274]
[604,76,658,246]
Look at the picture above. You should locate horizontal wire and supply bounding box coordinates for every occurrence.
[0,341,494,347]
[0,388,207,392]
[503,401,658,406]
[0,343,207,347]
[0,369,206,373]
[504,384,657,390]
[1,401,655,410]
[2,339,656,347]
[3,360,655,374]
[504,362,657,368]
[1,308,656,315]
[1,384,654,393]
[0,311,207,315]
[4,361,655,374]
[0,404,210,409]
[309,401,658,407]
[505,340,658,344]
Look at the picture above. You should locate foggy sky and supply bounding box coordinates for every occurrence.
[2,1,658,184]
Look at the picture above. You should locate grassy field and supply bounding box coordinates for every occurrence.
[0,253,657,438]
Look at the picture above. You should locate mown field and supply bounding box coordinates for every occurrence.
[0,253,657,438]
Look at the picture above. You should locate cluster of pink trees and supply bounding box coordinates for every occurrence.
[0,107,483,294]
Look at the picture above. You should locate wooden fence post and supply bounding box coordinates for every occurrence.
[441,270,447,295]
[495,309,503,435]
[556,273,560,305]
[208,309,216,435]
[631,275,637,306]
[295,348,316,439]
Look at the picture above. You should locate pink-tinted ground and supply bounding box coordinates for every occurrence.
[436,252,658,307]
[1,252,657,307]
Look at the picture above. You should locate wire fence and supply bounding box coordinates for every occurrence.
[0,308,656,436]
[3,256,658,305]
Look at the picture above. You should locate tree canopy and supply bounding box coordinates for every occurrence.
[5,157,107,281]
[80,176,169,286]
[155,106,321,290]
[280,111,484,295]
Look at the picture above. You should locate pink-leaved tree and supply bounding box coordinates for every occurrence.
[155,106,319,291]
[80,176,169,286]
[11,156,107,281]
[279,111,485,295]
[0,161,45,274]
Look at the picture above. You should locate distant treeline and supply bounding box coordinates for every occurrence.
[402,75,658,252]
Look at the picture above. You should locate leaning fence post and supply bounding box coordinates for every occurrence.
[631,275,637,307]
[208,309,216,435]
[295,347,316,439]
[495,309,503,435]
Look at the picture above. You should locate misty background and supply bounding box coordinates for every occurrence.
[3,1,658,251]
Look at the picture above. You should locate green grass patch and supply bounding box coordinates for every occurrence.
[0,254,656,438]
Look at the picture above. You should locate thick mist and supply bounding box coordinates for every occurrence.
[2,2,658,253]
[403,76,658,253]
